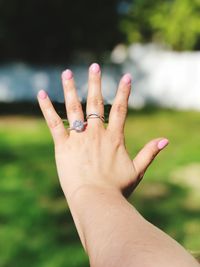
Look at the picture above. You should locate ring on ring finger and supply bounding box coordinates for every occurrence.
[68,120,87,132]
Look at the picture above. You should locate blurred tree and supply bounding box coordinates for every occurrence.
[120,0,200,51]
[120,0,160,43]
[0,0,123,63]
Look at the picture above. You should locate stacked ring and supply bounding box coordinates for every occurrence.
[86,113,105,122]
[68,113,105,133]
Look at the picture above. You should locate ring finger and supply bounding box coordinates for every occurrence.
[61,69,85,132]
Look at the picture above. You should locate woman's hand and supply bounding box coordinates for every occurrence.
[37,63,168,201]
[37,64,200,267]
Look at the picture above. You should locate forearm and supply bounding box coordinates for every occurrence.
[38,64,199,267]
[66,185,199,267]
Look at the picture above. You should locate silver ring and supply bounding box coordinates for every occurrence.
[68,120,87,132]
[86,113,105,122]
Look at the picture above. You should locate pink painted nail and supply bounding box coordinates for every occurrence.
[62,69,73,80]
[89,63,101,74]
[38,90,47,100]
[122,73,132,85]
[158,139,169,150]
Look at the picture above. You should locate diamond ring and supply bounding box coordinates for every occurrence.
[68,120,87,132]
[86,113,105,122]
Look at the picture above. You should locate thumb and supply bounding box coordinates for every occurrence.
[133,138,169,179]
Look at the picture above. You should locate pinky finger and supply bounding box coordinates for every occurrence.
[37,90,68,144]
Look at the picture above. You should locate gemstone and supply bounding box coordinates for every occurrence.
[73,120,84,132]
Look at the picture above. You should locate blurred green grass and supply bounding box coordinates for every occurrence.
[0,109,200,266]
[125,109,200,253]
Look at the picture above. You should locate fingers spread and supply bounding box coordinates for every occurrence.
[62,69,84,127]
[133,138,169,179]
[86,63,104,128]
[107,73,132,135]
[37,90,67,144]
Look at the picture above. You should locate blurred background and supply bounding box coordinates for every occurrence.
[0,0,200,266]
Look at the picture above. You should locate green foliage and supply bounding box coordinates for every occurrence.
[1,111,200,266]
[121,0,200,50]
[0,118,88,267]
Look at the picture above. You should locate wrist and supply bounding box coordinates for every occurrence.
[69,185,123,214]
[62,180,122,206]
[63,183,127,250]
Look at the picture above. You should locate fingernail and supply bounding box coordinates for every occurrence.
[122,73,132,85]
[158,139,169,150]
[62,69,73,80]
[38,90,47,100]
[89,63,101,74]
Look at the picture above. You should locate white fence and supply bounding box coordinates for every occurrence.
[0,43,200,110]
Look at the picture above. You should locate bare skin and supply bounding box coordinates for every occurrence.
[37,63,199,267]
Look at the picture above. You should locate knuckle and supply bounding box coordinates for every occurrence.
[87,97,104,107]
[113,102,127,115]
[68,102,82,113]
[66,85,74,91]
[146,145,158,160]
[120,85,130,95]
[152,148,158,158]
[108,131,123,148]
[48,116,62,130]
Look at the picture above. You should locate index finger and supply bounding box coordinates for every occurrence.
[37,90,68,145]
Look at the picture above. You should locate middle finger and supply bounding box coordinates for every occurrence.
[86,63,104,128]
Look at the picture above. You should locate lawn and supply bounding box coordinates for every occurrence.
[0,109,200,266]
